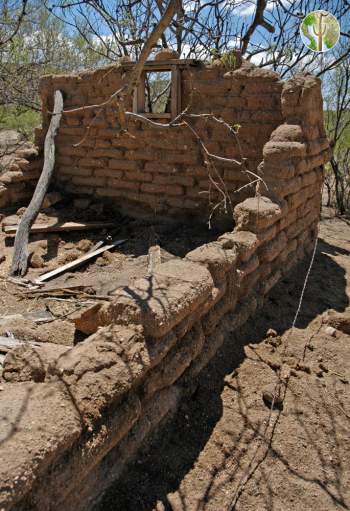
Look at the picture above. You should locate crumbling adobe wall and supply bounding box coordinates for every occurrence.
[0,131,41,209]
[259,73,331,236]
[36,60,284,224]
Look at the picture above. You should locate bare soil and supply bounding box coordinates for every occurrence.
[0,202,220,346]
[95,211,350,511]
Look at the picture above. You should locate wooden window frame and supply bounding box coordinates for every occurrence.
[133,63,181,120]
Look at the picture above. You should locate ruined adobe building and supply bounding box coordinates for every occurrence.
[0,57,331,510]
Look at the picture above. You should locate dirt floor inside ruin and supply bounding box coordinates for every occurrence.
[0,199,220,346]
[93,210,350,511]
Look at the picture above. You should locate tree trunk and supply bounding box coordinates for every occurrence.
[10,90,64,276]
[331,156,345,216]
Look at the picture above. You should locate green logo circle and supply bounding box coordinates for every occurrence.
[300,11,340,52]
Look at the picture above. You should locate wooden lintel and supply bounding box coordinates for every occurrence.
[3,221,116,235]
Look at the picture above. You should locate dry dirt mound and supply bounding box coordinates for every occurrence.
[95,215,350,511]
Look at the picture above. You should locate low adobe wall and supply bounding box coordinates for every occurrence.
[0,192,324,510]
[0,68,331,509]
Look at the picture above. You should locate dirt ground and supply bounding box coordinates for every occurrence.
[95,210,350,511]
[0,201,219,346]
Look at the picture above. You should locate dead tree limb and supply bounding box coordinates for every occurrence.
[0,0,28,47]
[241,0,274,55]
[62,0,181,146]
[10,89,64,277]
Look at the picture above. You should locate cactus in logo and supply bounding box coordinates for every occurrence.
[313,11,329,51]
[300,10,340,52]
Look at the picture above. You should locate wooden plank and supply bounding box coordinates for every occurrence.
[23,309,55,323]
[137,71,146,113]
[4,221,116,235]
[171,67,181,120]
[0,336,42,353]
[34,238,127,284]
[0,310,54,325]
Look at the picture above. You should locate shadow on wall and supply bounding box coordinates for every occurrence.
[95,235,349,511]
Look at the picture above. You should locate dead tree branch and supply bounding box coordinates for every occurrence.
[0,0,28,47]
[241,0,275,54]
[10,90,64,277]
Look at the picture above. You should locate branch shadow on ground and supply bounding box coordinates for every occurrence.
[95,234,349,511]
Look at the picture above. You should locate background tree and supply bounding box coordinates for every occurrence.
[324,56,350,214]
[0,0,107,136]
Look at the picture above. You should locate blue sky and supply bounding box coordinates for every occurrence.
[53,0,349,67]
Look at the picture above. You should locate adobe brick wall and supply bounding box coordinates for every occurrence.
[36,60,285,225]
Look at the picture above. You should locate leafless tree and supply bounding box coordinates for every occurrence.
[324,57,350,215]
[0,0,28,47]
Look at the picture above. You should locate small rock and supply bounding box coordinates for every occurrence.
[57,249,80,264]
[325,310,350,335]
[154,48,179,61]
[29,252,45,269]
[262,383,284,410]
[0,254,5,264]
[325,326,337,337]
[96,256,108,266]
[267,328,278,337]
[64,242,75,250]
[77,239,93,252]
[102,250,113,263]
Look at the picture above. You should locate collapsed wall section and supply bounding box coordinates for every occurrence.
[36,60,283,225]
[0,133,41,209]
